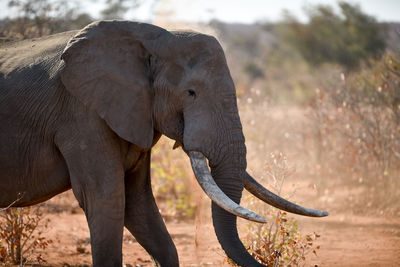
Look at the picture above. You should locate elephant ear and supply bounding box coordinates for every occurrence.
[61,21,163,149]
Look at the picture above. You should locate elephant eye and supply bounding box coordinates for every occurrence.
[187,89,196,98]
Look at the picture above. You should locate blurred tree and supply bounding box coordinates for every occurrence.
[282,1,386,71]
[4,0,59,39]
[244,62,264,80]
[101,0,142,20]
[1,0,93,40]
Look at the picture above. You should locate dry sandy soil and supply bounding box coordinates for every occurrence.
[7,188,399,267]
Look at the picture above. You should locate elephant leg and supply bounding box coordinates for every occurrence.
[124,151,179,267]
[56,129,125,267]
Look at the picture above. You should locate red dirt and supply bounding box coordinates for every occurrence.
[13,190,400,267]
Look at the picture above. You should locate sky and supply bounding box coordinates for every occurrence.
[1,0,400,23]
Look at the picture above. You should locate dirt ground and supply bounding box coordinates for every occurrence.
[15,189,399,267]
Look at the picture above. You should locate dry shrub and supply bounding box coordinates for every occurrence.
[151,137,196,220]
[0,206,52,266]
[309,53,400,213]
[227,152,321,266]
[241,211,320,267]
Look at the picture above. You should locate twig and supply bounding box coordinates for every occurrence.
[0,193,25,212]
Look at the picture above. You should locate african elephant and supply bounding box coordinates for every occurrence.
[0,20,327,267]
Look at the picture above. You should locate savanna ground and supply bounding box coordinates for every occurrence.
[19,189,400,267]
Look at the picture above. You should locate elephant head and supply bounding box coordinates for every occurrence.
[61,20,327,266]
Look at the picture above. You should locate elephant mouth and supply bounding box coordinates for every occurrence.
[172,140,182,150]
[188,150,328,221]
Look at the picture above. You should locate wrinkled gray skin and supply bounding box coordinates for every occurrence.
[0,21,269,266]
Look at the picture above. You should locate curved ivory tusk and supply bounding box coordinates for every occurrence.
[188,151,266,223]
[244,172,328,217]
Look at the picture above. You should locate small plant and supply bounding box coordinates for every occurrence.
[0,206,52,266]
[226,152,321,266]
[242,211,320,266]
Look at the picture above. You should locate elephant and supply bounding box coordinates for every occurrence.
[0,20,328,267]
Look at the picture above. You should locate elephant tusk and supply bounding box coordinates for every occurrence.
[188,151,266,223]
[244,172,328,217]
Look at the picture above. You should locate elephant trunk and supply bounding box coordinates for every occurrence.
[212,204,264,266]
[210,142,266,267]
[189,151,265,223]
